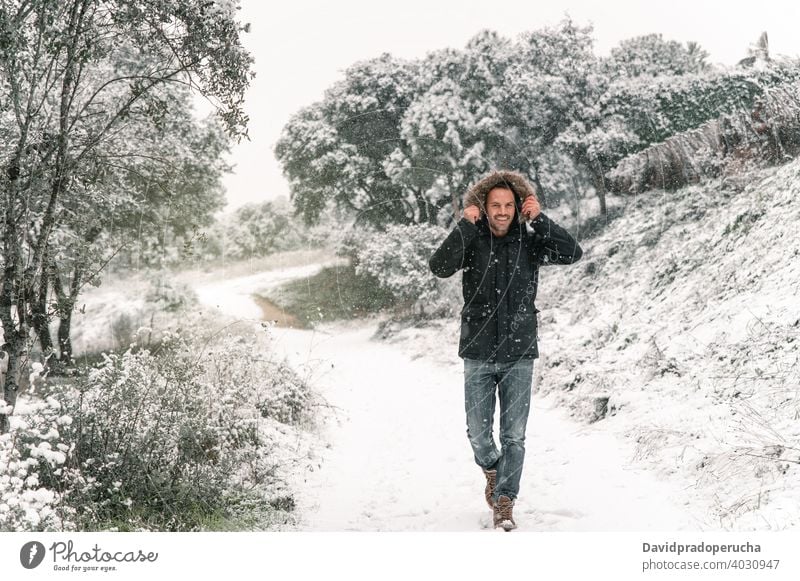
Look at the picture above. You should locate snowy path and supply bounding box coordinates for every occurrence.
[194,261,340,321]
[194,268,700,531]
[272,322,700,532]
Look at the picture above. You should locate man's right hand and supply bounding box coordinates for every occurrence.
[463,205,480,224]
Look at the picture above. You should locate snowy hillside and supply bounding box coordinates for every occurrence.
[357,159,799,530]
[493,158,800,529]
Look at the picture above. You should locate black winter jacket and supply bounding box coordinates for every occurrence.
[429,212,582,362]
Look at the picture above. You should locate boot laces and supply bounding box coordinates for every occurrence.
[496,496,514,521]
[484,469,496,487]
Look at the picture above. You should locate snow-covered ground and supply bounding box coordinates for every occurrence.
[270,320,700,531]
[209,159,800,531]
[192,270,707,531]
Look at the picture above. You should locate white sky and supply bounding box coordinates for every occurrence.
[219,0,800,212]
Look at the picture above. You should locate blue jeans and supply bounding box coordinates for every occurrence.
[463,357,534,502]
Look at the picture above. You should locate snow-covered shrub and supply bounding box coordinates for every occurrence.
[109,312,135,350]
[606,69,800,194]
[259,363,310,425]
[145,274,197,312]
[204,333,312,426]
[43,331,314,531]
[341,223,458,317]
[0,398,75,531]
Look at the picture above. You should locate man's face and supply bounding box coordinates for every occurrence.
[485,187,516,237]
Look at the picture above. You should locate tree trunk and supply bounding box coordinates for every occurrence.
[412,188,429,224]
[594,172,608,216]
[0,349,10,433]
[58,312,74,365]
[589,155,608,217]
[0,335,26,434]
[51,259,76,366]
[33,304,53,358]
[32,246,54,357]
[1,178,23,433]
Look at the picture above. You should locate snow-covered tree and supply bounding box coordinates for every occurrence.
[276,53,419,227]
[42,81,232,363]
[277,17,795,230]
[277,32,520,228]
[607,33,710,78]
[0,0,253,429]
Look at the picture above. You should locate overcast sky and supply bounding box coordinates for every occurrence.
[219,0,800,212]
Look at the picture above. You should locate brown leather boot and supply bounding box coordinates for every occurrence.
[482,468,497,509]
[493,495,516,531]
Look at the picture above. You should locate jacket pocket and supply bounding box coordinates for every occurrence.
[460,304,493,345]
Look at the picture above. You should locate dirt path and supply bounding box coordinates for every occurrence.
[252,294,305,328]
[193,261,334,324]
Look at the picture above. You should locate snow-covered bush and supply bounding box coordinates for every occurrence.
[204,333,312,427]
[145,274,197,312]
[341,223,458,317]
[0,398,75,531]
[607,77,800,194]
[22,330,316,531]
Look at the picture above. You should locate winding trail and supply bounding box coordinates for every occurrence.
[195,267,701,532]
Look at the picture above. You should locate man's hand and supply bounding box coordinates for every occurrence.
[463,204,480,224]
[521,196,541,221]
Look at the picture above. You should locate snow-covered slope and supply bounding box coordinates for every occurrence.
[520,159,800,529]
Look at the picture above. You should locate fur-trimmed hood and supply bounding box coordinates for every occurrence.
[463,170,537,224]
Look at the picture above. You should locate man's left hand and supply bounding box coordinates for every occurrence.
[521,196,541,221]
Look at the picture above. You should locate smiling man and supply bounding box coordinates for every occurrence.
[484,186,516,236]
[428,170,583,531]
